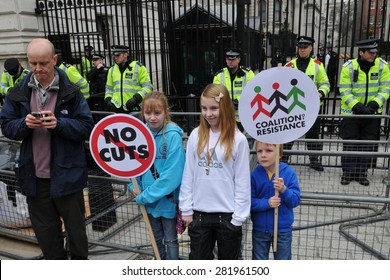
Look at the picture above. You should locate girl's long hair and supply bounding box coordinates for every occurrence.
[197,84,237,160]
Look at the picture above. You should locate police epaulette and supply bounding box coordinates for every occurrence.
[342,60,352,66]
[215,69,224,75]
[63,63,72,68]
[379,58,388,65]
[135,61,144,66]
[242,66,251,71]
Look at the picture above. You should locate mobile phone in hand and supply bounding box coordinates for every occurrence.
[31,112,42,118]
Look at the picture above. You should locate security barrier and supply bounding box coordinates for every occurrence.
[0,113,389,260]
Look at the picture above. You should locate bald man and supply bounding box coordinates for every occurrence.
[0,38,94,259]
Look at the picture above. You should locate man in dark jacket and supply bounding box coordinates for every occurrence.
[0,38,94,259]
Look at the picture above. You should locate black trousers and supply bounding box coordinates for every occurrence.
[188,211,242,260]
[27,178,88,259]
[339,117,380,178]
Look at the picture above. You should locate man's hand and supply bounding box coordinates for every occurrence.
[26,110,57,129]
[40,110,57,129]
[367,101,379,114]
[352,103,372,115]
[26,113,43,129]
[105,98,114,111]
[125,93,143,112]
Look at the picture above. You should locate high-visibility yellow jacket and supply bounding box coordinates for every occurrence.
[58,63,90,99]
[0,68,30,96]
[213,66,255,102]
[80,56,92,77]
[339,58,390,115]
[105,60,153,111]
[285,58,330,105]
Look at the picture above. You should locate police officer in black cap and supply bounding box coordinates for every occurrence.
[316,45,326,65]
[284,36,330,171]
[80,45,94,77]
[0,58,30,104]
[86,54,109,115]
[104,44,153,113]
[213,48,255,131]
[339,39,390,186]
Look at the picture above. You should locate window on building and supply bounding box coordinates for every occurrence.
[275,0,281,22]
[369,15,374,25]
[259,0,266,22]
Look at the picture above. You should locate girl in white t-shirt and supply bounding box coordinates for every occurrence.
[179,83,251,260]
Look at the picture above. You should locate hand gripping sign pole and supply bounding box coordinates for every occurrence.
[89,114,161,260]
[239,67,319,253]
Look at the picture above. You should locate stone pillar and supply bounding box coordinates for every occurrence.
[0,0,44,71]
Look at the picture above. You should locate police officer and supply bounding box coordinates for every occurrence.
[316,45,327,66]
[105,45,153,113]
[270,48,286,67]
[284,36,330,171]
[56,49,90,100]
[213,48,255,131]
[86,53,109,115]
[80,45,94,77]
[339,39,390,186]
[326,45,339,93]
[0,58,30,103]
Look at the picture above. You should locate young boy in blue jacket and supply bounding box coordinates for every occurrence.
[250,141,300,260]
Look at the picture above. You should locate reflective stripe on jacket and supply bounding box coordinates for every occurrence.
[213,66,255,101]
[105,60,153,111]
[339,58,390,115]
[0,68,30,96]
[59,63,90,99]
[285,58,330,105]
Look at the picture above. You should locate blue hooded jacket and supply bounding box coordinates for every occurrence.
[128,122,185,219]
[250,162,301,233]
[0,68,94,198]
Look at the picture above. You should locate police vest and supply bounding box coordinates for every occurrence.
[213,66,255,101]
[80,57,93,77]
[0,68,30,96]
[59,63,90,99]
[285,58,330,105]
[105,60,153,111]
[339,58,390,115]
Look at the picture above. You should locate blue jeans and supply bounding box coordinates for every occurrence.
[148,215,179,260]
[252,230,292,260]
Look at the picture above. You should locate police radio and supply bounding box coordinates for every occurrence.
[353,70,359,83]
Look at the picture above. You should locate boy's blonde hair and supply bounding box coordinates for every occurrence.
[255,141,284,158]
[197,84,237,160]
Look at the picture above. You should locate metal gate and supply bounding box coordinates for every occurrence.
[34,0,390,102]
